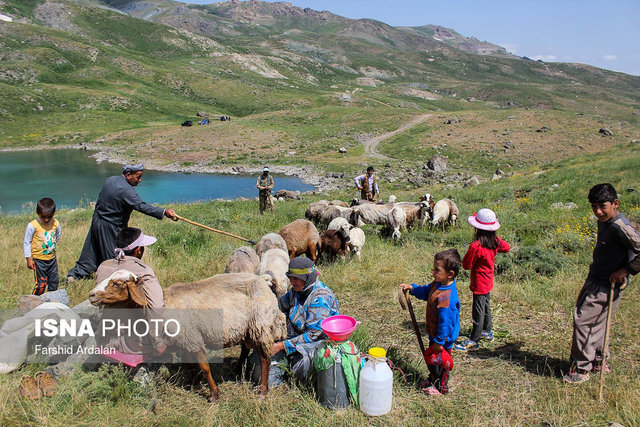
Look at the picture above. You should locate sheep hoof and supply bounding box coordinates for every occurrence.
[208,393,220,403]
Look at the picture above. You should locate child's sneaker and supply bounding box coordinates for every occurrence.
[592,360,611,373]
[453,339,479,352]
[562,370,590,384]
[480,331,495,342]
[422,385,442,396]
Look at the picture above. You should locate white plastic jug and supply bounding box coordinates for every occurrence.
[359,347,393,416]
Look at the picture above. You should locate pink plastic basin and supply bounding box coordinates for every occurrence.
[321,315,358,341]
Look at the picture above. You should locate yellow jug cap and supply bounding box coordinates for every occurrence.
[368,347,386,358]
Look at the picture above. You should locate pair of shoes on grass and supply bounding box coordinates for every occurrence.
[453,339,479,352]
[20,372,57,399]
[562,369,590,384]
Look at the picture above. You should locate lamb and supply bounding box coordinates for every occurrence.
[224,246,260,273]
[388,195,397,204]
[256,248,290,297]
[431,198,459,230]
[348,227,366,260]
[305,200,330,223]
[255,233,288,257]
[327,216,350,231]
[278,219,321,262]
[320,224,351,261]
[89,271,287,402]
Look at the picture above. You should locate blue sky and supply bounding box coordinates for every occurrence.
[183,0,640,76]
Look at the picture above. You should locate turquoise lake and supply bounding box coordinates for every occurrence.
[0,150,314,214]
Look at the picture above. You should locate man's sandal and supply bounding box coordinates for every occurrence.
[35,371,57,397]
[19,375,41,400]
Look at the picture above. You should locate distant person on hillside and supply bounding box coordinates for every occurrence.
[355,166,379,202]
[67,163,177,282]
[563,183,640,384]
[23,198,61,295]
[399,249,461,395]
[256,166,274,215]
[454,208,510,352]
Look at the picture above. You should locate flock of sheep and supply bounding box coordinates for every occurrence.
[87,194,460,403]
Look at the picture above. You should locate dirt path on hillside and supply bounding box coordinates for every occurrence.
[361,113,432,159]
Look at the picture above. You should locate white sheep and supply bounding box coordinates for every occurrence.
[388,195,397,204]
[350,203,393,226]
[432,198,459,230]
[256,248,290,297]
[224,246,260,273]
[89,271,287,402]
[387,205,407,240]
[327,216,350,231]
[348,227,366,260]
[255,233,288,257]
[278,219,321,262]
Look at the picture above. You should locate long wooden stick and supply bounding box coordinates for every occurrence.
[598,280,616,401]
[404,290,427,358]
[175,215,256,245]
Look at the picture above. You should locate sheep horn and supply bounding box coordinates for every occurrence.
[175,215,256,245]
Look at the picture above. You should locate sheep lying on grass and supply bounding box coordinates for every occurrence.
[255,233,288,257]
[256,248,290,297]
[89,271,286,402]
[279,219,321,262]
[224,246,260,273]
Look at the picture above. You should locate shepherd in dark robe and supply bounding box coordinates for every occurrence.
[67,164,177,281]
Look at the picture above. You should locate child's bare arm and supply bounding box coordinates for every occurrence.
[26,257,35,270]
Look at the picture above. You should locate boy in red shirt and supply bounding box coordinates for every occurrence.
[454,208,510,351]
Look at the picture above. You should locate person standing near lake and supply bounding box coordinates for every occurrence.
[23,198,61,295]
[256,166,274,215]
[563,183,640,384]
[355,166,379,202]
[67,163,177,282]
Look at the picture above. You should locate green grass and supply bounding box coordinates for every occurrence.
[0,144,639,424]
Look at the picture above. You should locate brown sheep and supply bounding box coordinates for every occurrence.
[320,225,351,261]
[278,219,321,262]
[88,271,286,402]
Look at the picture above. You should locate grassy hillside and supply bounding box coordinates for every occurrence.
[0,142,638,425]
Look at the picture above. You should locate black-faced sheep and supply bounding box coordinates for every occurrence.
[256,248,290,297]
[278,219,321,262]
[224,246,260,273]
[255,233,288,257]
[432,198,459,230]
[320,224,351,261]
[89,271,287,402]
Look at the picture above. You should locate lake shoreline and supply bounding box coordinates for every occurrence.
[0,144,345,193]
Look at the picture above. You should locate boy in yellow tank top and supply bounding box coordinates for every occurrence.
[23,198,61,295]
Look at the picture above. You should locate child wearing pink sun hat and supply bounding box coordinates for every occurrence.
[454,208,511,352]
